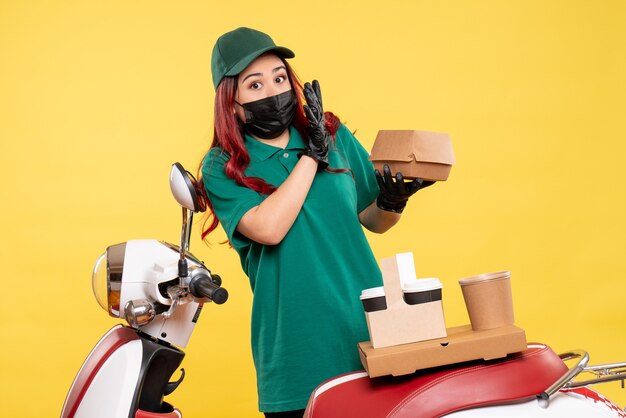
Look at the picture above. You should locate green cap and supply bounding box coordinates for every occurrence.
[211,27,295,90]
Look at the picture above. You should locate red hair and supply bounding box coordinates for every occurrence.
[198,58,341,241]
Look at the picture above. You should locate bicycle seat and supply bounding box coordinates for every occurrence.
[305,343,567,418]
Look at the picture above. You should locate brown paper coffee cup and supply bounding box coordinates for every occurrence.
[459,271,514,331]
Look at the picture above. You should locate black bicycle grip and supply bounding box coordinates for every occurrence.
[189,274,228,304]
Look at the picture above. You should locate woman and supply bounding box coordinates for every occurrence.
[200,27,432,418]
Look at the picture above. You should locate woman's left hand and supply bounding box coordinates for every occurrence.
[375,164,435,213]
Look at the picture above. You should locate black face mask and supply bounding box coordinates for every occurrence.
[236,90,298,139]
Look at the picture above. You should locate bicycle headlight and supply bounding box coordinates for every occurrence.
[92,243,126,318]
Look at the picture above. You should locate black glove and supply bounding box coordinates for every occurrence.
[301,80,330,171]
[375,164,435,213]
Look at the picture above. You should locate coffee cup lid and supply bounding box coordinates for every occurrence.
[402,278,442,292]
[360,286,385,300]
[458,271,511,286]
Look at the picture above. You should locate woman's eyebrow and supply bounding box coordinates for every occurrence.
[241,66,287,83]
[241,72,262,83]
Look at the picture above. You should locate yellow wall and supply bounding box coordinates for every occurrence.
[1,1,625,416]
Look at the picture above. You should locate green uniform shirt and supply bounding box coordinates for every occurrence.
[202,124,383,412]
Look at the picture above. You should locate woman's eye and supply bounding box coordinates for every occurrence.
[275,75,286,83]
[250,82,262,90]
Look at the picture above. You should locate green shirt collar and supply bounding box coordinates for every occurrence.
[244,125,306,161]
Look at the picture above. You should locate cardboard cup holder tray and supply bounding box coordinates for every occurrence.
[359,253,527,378]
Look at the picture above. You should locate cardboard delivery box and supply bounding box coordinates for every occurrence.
[360,253,447,349]
[358,324,527,378]
[369,130,456,181]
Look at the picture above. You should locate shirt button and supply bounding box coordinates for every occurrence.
[283,152,289,158]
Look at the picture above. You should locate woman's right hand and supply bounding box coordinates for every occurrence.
[302,80,330,171]
[236,81,328,245]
